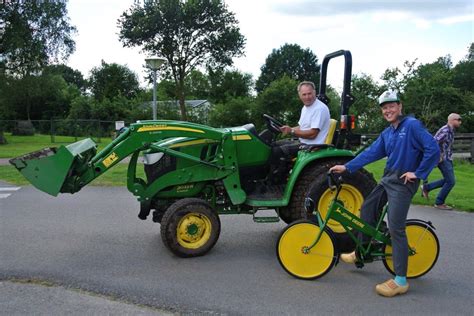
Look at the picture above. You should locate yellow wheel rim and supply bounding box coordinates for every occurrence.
[176,212,212,249]
[384,224,439,278]
[317,184,364,233]
[278,222,335,279]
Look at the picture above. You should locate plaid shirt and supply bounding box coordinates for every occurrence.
[434,124,454,161]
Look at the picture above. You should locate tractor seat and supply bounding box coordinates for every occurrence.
[300,119,338,151]
[242,123,272,145]
[325,119,338,145]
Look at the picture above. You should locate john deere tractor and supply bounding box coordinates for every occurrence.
[10,50,376,258]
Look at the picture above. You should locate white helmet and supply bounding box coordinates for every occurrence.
[378,90,400,106]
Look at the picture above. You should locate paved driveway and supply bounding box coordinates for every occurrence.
[1,184,473,315]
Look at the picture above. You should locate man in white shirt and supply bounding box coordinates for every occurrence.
[280,81,330,145]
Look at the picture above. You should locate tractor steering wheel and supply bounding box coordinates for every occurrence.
[263,114,284,134]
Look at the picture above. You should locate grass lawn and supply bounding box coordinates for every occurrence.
[0,133,142,186]
[0,163,146,187]
[365,159,473,212]
[0,133,112,158]
[1,133,473,212]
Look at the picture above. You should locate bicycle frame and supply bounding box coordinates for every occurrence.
[307,174,392,261]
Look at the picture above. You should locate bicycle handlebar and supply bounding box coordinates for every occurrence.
[327,171,343,190]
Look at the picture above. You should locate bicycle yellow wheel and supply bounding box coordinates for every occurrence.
[317,184,364,233]
[277,220,336,280]
[383,221,440,278]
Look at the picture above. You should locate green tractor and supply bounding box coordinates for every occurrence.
[10,50,376,258]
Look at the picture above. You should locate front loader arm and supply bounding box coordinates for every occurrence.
[10,120,246,203]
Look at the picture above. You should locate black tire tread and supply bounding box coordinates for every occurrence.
[281,158,375,224]
[160,198,221,258]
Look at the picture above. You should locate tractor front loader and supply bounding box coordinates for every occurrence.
[10,50,376,258]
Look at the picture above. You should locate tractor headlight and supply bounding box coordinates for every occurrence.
[142,152,164,165]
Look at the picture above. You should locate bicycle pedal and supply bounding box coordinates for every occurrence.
[355,261,364,269]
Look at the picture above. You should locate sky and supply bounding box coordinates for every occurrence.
[66,0,473,90]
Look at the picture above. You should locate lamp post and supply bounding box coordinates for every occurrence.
[145,57,167,120]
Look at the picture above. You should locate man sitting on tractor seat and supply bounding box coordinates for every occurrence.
[267,81,330,184]
[280,81,331,147]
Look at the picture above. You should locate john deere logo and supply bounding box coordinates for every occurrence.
[102,152,119,168]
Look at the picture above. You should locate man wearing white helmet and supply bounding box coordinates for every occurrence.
[330,90,439,297]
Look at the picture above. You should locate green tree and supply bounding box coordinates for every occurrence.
[1,72,78,120]
[256,43,319,93]
[468,42,474,61]
[0,0,76,77]
[185,69,211,100]
[209,96,254,127]
[452,60,474,93]
[157,79,178,100]
[90,96,133,122]
[88,60,140,101]
[0,73,15,120]
[351,73,385,132]
[380,60,417,93]
[43,64,86,91]
[208,68,253,104]
[67,95,90,120]
[254,75,300,128]
[118,0,245,121]
[451,56,474,132]
[402,57,465,130]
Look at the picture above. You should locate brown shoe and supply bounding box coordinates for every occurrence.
[420,184,429,199]
[340,251,357,263]
[434,204,453,210]
[375,279,409,297]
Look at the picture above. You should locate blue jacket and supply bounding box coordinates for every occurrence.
[345,116,439,180]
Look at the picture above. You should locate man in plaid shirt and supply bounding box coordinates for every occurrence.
[421,113,463,210]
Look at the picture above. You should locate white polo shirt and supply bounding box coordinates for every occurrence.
[298,99,330,145]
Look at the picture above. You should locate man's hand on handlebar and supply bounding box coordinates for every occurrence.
[329,165,346,174]
[280,125,292,135]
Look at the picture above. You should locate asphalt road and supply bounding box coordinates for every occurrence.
[1,183,473,315]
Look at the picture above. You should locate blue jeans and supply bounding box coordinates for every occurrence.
[358,171,419,276]
[425,160,455,205]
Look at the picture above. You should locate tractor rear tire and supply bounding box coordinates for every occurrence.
[281,159,376,253]
[160,198,221,258]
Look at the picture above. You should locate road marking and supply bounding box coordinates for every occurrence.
[0,187,21,191]
[0,186,21,199]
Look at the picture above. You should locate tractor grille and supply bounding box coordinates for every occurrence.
[144,154,177,183]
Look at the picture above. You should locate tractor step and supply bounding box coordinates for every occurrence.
[252,209,280,223]
[253,216,280,223]
[247,184,284,201]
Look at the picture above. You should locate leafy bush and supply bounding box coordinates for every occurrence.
[12,120,35,136]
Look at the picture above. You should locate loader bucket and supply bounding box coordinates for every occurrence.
[9,138,97,196]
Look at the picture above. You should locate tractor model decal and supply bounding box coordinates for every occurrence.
[137,125,205,134]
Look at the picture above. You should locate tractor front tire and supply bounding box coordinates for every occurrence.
[160,198,221,258]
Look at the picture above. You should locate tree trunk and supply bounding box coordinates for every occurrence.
[0,130,7,145]
[178,79,187,121]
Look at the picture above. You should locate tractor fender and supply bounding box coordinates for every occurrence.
[283,147,355,202]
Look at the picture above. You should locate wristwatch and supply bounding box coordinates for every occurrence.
[290,128,295,136]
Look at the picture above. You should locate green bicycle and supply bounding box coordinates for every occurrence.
[276,172,440,280]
